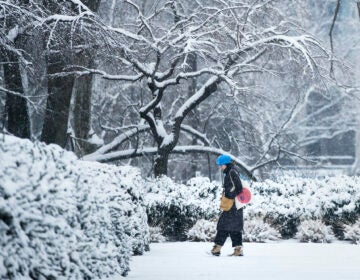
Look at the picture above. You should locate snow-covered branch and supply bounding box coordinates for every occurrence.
[84,123,212,160]
[83,124,149,160]
[175,76,219,124]
[42,11,94,24]
[50,67,144,82]
[0,86,37,108]
[84,145,255,180]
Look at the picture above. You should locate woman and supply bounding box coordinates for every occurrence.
[211,154,244,256]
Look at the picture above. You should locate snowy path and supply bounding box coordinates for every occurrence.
[114,242,360,280]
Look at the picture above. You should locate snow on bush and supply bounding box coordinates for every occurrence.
[295,220,335,243]
[145,176,221,240]
[187,219,217,242]
[247,176,360,238]
[243,217,281,242]
[186,215,281,244]
[0,135,149,279]
[149,227,166,243]
[145,174,360,242]
[186,216,281,243]
[77,162,149,256]
[343,220,360,244]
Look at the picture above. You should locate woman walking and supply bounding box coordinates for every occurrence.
[211,154,244,256]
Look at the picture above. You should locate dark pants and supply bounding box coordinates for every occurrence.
[214,230,243,247]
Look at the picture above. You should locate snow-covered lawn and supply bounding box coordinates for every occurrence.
[113,242,360,280]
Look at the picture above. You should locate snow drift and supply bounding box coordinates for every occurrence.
[0,134,149,279]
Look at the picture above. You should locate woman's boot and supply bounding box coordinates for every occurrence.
[211,244,222,256]
[229,246,244,256]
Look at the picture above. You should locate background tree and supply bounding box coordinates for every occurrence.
[41,0,102,149]
[1,0,359,181]
[0,0,104,149]
[82,0,326,178]
[0,1,36,138]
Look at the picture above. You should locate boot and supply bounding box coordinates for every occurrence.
[229,246,244,256]
[211,244,222,256]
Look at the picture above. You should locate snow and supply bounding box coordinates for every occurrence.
[44,12,93,23]
[87,130,104,146]
[6,26,19,42]
[175,76,219,119]
[112,241,360,280]
[0,134,149,279]
[2,134,360,279]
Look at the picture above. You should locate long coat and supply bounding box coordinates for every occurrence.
[217,164,244,232]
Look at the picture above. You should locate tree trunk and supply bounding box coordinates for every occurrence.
[154,151,170,177]
[41,0,101,148]
[41,52,75,147]
[3,51,30,139]
[71,0,101,155]
[72,71,93,153]
[186,53,198,178]
[82,0,101,11]
[22,28,47,140]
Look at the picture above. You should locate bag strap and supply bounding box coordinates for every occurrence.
[229,169,236,192]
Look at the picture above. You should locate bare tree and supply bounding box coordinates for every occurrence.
[41,0,103,147]
[80,0,325,177]
[0,1,35,138]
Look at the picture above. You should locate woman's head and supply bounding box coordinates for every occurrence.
[216,154,231,171]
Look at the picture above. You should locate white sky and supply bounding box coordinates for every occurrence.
[112,241,360,280]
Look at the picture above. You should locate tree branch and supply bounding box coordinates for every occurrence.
[84,145,256,181]
[329,0,341,77]
[51,67,144,82]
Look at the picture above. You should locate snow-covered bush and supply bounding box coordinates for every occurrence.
[186,217,281,243]
[187,219,217,242]
[247,176,360,238]
[145,174,360,242]
[343,220,360,244]
[243,217,281,242]
[145,176,221,240]
[149,227,166,243]
[295,220,335,243]
[0,135,149,279]
[77,162,150,256]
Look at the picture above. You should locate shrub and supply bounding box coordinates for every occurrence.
[247,176,360,239]
[243,217,281,242]
[0,135,149,279]
[343,220,360,244]
[145,176,221,241]
[187,219,217,242]
[145,174,360,242]
[149,227,166,243]
[295,220,335,243]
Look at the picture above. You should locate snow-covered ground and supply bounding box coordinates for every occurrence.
[113,241,360,280]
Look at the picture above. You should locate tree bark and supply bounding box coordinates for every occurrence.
[41,0,101,148]
[71,0,101,155]
[22,28,47,140]
[72,69,93,153]
[186,53,198,178]
[3,51,30,139]
[154,150,170,177]
[41,52,75,147]
[329,0,341,77]
[82,0,101,11]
